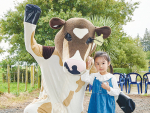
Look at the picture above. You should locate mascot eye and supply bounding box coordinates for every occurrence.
[86,37,94,45]
[65,33,72,41]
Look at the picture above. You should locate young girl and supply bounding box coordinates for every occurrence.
[81,51,120,113]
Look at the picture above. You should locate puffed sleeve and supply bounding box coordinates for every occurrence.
[81,70,95,85]
[107,75,120,96]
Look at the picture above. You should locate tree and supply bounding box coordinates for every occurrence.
[0,56,15,72]
[0,36,5,54]
[0,0,139,65]
[0,0,83,65]
[141,28,150,51]
[85,16,147,69]
[0,47,4,54]
[51,0,139,25]
[112,36,147,69]
[146,51,150,60]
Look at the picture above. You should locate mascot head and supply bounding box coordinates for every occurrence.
[49,18,111,75]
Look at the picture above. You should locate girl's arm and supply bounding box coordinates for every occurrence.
[81,56,95,84]
[81,70,95,85]
[107,76,120,96]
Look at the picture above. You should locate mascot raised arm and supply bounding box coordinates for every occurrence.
[24,4,111,113]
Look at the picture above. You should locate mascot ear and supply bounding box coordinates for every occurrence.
[95,26,111,39]
[49,17,65,29]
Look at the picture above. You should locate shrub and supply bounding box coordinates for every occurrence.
[113,68,132,74]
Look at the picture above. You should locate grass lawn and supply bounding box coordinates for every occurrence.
[139,71,148,76]
[0,82,38,95]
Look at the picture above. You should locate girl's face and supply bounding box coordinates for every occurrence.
[94,56,110,75]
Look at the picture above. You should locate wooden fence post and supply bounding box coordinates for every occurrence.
[2,73,5,83]
[38,66,41,88]
[31,65,34,87]
[14,72,15,82]
[7,65,10,93]
[25,65,28,91]
[22,73,24,83]
[17,65,20,93]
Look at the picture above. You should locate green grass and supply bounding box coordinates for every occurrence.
[136,71,148,81]
[0,68,39,96]
[0,82,38,96]
[139,71,148,76]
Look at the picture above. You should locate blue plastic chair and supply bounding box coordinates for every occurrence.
[125,74,131,93]
[89,84,92,91]
[85,84,92,92]
[121,73,129,93]
[127,73,142,94]
[113,73,125,91]
[119,74,125,91]
[143,72,150,93]
[123,73,126,78]
[113,73,122,85]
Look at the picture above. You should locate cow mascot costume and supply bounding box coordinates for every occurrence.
[24,4,134,113]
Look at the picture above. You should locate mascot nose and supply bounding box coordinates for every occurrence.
[64,59,86,75]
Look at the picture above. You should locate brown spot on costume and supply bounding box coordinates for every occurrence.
[63,91,74,107]
[31,31,43,57]
[75,78,85,93]
[42,46,55,59]
[37,102,52,113]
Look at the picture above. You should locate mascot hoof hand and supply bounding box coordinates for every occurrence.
[24,4,41,25]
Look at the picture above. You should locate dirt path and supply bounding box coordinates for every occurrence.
[0,90,150,113]
[84,92,150,113]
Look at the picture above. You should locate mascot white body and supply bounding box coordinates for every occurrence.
[24,4,111,113]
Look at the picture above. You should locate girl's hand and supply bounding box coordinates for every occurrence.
[101,82,110,91]
[86,56,94,70]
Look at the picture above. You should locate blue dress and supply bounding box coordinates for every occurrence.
[88,77,115,113]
